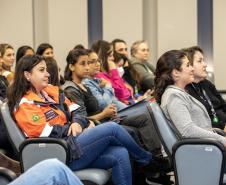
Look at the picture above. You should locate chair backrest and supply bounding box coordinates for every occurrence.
[147,101,225,185]
[146,101,179,158]
[173,140,225,185]
[0,102,25,154]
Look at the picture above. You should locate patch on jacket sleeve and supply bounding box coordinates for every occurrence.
[44,109,58,121]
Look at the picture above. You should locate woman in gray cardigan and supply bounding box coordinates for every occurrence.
[154,50,226,146]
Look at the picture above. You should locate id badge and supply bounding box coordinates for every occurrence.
[213,116,219,124]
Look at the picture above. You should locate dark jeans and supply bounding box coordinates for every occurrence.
[69,122,152,185]
[0,119,14,157]
[120,112,161,153]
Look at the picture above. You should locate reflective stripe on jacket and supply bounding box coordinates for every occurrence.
[14,85,80,138]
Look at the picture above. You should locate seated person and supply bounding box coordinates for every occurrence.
[112,39,129,57]
[92,40,152,105]
[8,159,83,185]
[7,54,154,185]
[83,50,127,111]
[130,40,155,92]
[36,43,54,58]
[113,52,152,99]
[184,46,226,130]
[0,44,15,83]
[154,50,226,146]
[0,56,15,160]
[91,40,134,105]
[61,49,161,153]
[114,52,143,98]
[112,39,144,96]
[16,45,34,65]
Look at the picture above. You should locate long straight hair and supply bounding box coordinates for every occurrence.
[7,55,45,115]
[45,57,60,86]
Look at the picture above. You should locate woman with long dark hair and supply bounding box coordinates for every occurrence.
[36,43,54,58]
[16,45,34,65]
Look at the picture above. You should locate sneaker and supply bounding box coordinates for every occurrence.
[146,174,174,185]
[142,160,164,173]
[0,152,21,176]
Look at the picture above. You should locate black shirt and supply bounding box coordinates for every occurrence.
[186,80,226,129]
[0,75,8,101]
[64,82,101,117]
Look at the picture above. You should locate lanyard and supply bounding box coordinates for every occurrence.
[191,83,219,123]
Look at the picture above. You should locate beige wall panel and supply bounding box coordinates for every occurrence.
[103,0,143,51]
[157,0,197,57]
[213,0,226,89]
[0,0,33,52]
[48,0,88,71]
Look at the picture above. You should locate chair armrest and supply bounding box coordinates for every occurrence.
[74,168,111,185]
[213,128,226,136]
[218,90,226,101]
[217,90,226,94]
[19,138,69,172]
[0,167,17,184]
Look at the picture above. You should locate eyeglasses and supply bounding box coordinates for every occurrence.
[88,59,101,65]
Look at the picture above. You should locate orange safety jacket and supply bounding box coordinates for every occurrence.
[14,85,86,138]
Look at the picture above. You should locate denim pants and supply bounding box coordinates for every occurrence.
[69,122,152,185]
[9,159,83,185]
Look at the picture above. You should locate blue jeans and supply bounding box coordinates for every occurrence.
[69,122,152,185]
[9,159,82,185]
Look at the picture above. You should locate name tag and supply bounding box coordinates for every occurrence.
[44,109,58,121]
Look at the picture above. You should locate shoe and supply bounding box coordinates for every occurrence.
[143,157,170,173]
[0,152,21,176]
[146,174,174,185]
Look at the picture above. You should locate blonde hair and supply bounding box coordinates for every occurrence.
[130,40,147,57]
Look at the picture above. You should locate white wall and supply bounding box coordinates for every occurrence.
[143,0,197,66]
[103,0,143,51]
[143,0,158,66]
[33,0,49,47]
[0,0,87,72]
[0,0,33,52]
[157,0,197,57]
[47,0,88,71]
[2,0,226,89]
[213,0,226,89]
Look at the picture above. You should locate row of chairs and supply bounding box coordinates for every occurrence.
[1,100,226,185]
